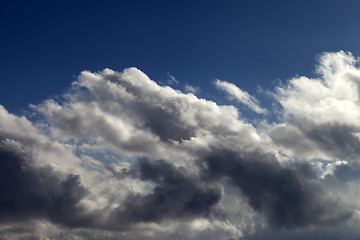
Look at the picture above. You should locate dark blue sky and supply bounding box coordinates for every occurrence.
[1,0,359,113]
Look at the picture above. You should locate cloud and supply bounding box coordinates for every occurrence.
[184,84,200,94]
[0,67,262,238]
[0,146,89,228]
[1,51,360,239]
[215,79,268,114]
[112,158,221,224]
[33,67,265,160]
[198,148,351,229]
[167,72,179,85]
[267,51,360,163]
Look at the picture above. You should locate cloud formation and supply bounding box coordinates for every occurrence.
[215,79,268,114]
[115,158,221,224]
[1,51,360,239]
[199,149,351,229]
[271,51,360,160]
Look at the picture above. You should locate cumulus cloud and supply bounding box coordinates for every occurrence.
[270,51,360,161]
[32,67,265,161]
[1,51,360,239]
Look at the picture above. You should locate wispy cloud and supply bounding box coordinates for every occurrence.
[184,84,200,94]
[167,72,179,85]
[215,79,268,114]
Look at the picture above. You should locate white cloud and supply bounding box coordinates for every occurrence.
[2,51,360,240]
[33,67,268,162]
[184,84,200,94]
[275,51,360,127]
[270,51,360,161]
[215,79,268,114]
[7,66,272,239]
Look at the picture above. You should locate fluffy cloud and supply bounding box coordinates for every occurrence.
[33,67,267,161]
[270,51,360,161]
[1,51,360,239]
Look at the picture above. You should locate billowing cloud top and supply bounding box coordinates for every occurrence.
[1,51,360,240]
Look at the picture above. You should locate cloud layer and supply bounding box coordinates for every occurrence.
[1,51,360,239]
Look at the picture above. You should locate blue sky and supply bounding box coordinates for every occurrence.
[2,1,360,240]
[1,0,359,113]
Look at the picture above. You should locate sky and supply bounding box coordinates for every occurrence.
[1,1,360,239]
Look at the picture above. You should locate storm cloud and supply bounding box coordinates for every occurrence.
[0,146,89,228]
[199,149,352,229]
[114,158,221,223]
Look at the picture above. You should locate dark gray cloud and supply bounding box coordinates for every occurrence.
[132,103,196,142]
[0,140,222,232]
[106,149,354,231]
[273,120,360,159]
[331,164,360,182]
[240,226,360,240]
[324,160,360,183]
[198,149,352,229]
[0,147,90,228]
[1,138,350,232]
[303,123,360,155]
[111,158,221,224]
